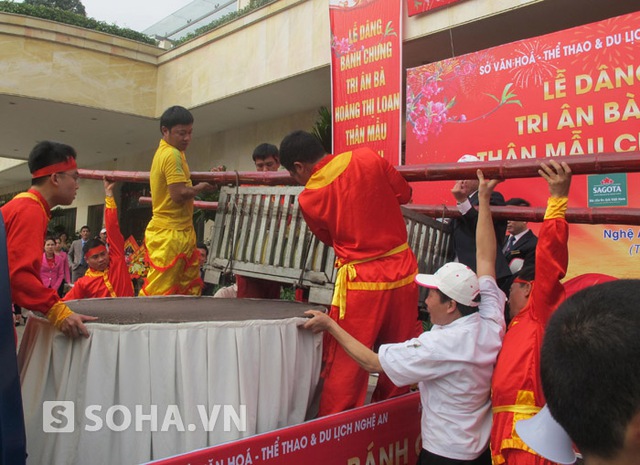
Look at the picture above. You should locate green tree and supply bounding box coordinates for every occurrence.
[24,0,86,16]
[311,106,332,154]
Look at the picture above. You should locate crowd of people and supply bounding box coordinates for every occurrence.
[1,105,637,465]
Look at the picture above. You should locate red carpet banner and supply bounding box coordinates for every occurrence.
[407,0,465,17]
[405,11,640,279]
[147,393,421,465]
[330,0,402,162]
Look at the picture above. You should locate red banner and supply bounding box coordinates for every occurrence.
[407,0,465,17]
[330,0,402,162]
[405,11,640,278]
[146,393,421,465]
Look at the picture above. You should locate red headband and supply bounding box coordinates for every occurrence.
[513,277,533,285]
[85,245,107,260]
[31,158,78,179]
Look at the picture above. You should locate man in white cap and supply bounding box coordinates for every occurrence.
[303,170,506,465]
[452,154,512,293]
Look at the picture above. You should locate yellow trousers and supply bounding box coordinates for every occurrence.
[140,223,202,296]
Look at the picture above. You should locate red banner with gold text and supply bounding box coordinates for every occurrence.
[330,0,402,162]
[407,0,465,17]
[146,393,421,465]
[405,11,640,279]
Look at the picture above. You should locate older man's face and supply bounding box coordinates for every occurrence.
[458,178,479,197]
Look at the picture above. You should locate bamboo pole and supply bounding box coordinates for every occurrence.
[79,170,151,182]
[137,196,640,225]
[79,152,640,185]
[406,205,640,226]
[397,151,640,182]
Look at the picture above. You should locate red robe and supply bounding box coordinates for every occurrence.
[64,197,134,300]
[490,215,568,465]
[1,190,60,313]
[298,148,420,416]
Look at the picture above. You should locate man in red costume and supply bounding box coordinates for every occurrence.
[279,130,419,416]
[490,160,572,465]
[0,141,97,463]
[2,141,97,337]
[64,179,134,300]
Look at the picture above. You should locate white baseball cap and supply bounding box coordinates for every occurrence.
[100,228,107,234]
[415,262,479,306]
[457,154,480,163]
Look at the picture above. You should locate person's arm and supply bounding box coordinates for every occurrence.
[168,181,214,205]
[103,179,124,261]
[476,170,500,279]
[161,147,215,205]
[303,310,383,373]
[298,193,333,246]
[532,160,571,325]
[379,154,412,204]
[102,179,135,297]
[454,187,505,226]
[300,207,332,246]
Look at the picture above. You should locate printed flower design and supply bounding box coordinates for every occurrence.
[331,34,355,57]
[406,72,465,144]
[407,59,521,144]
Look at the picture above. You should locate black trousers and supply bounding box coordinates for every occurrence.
[417,448,491,465]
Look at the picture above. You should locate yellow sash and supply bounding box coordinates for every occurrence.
[332,243,415,319]
[492,405,541,415]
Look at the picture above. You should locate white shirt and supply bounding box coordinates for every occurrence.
[378,276,505,460]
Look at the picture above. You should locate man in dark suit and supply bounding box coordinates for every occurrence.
[451,155,512,294]
[503,198,538,275]
[68,225,90,282]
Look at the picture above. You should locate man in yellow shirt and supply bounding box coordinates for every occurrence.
[140,106,214,296]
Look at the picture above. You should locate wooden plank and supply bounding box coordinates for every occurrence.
[284,198,302,268]
[240,194,254,262]
[293,217,310,270]
[252,194,264,263]
[272,193,291,267]
[264,193,281,265]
